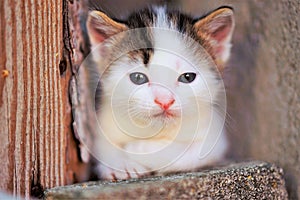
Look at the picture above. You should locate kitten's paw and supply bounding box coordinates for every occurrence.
[96,162,151,180]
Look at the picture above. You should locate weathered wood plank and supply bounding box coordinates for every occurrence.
[0,0,88,198]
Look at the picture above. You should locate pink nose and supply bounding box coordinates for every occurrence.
[154,98,175,110]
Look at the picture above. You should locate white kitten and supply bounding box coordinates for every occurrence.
[78,6,235,180]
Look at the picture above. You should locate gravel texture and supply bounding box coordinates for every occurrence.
[44,161,288,199]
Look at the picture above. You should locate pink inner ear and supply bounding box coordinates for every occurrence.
[89,27,108,43]
[212,25,231,56]
[212,25,231,43]
[208,17,234,62]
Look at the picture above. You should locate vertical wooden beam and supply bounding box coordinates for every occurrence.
[0,0,88,198]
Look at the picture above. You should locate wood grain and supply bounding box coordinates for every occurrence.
[0,0,88,198]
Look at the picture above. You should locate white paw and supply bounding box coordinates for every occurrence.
[96,161,151,180]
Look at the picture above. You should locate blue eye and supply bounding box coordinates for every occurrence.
[178,72,196,83]
[129,72,149,85]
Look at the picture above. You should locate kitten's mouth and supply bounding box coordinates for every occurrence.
[153,110,176,118]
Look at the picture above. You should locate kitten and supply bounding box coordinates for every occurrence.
[82,6,234,180]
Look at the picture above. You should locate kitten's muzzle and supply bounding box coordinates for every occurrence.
[153,98,177,118]
[154,98,175,111]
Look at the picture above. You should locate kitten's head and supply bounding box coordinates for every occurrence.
[86,7,234,135]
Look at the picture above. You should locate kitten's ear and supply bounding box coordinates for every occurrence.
[87,11,128,46]
[194,7,235,64]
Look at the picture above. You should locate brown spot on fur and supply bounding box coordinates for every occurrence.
[128,48,154,66]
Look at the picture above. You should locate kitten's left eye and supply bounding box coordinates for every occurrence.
[178,72,197,83]
[129,72,149,85]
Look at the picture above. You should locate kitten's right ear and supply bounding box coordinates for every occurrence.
[87,11,128,46]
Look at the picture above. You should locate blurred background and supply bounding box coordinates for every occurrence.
[86,0,300,198]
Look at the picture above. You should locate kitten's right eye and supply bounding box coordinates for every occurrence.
[129,72,149,85]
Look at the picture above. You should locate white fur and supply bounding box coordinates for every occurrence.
[90,9,228,180]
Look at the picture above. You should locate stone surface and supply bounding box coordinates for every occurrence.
[44,161,288,199]
[243,1,300,199]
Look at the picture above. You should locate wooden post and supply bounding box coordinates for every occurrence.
[0,0,88,198]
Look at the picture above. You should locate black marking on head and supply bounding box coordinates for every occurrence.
[128,48,153,67]
[167,11,194,34]
[123,9,155,67]
[126,8,156,28]
[142,48,152,65]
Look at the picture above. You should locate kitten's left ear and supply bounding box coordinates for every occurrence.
[87,11,128,46]
[194,7,235,65]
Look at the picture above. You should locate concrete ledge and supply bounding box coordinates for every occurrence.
[44,161,288,199]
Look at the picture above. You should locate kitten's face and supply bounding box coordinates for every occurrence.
[77,7,234,178]
[86,7,234,137]
[101,38,218,129]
